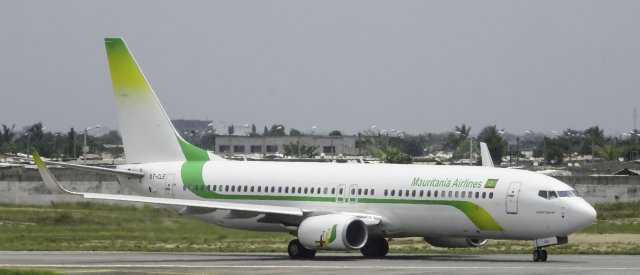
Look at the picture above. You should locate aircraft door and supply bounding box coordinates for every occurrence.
[164,174,175,198]
[348,184,358,204]
[506,182,521,214]
[336,184,346,203]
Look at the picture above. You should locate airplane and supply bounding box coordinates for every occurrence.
[30,37,597,262]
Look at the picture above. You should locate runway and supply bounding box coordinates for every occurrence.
[0,252,639,274]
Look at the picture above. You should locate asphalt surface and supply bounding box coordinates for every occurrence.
[0,252,639,275]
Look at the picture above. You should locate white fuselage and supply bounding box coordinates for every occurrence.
[117,161,596,240]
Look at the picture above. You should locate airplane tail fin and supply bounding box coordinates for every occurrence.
[104,38,210,163]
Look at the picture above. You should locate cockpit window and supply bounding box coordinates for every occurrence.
[558,190,576,197]
[548,191,558,199]
[538,190,548,199]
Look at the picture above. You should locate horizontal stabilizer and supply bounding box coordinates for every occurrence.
[30,148,302,217]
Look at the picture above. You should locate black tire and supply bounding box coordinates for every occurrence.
[361,238,389,257]
[540,250,548,262]
[288,239,316,259]
[533,250,540,262]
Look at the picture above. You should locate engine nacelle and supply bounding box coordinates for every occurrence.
[297,214,368,250]
[424,237,488,248]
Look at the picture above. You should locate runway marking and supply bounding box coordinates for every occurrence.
[1,264,639,270]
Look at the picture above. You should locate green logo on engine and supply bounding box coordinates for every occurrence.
[315,224,338,247]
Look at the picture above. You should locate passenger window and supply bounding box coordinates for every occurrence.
[398,190,403,197]
[285,187,289,193]
[549,191,558,199]
[419,190,424,197]
[213,185,218,192]
[405,190,410,197]
[448,191,452,198]
[231,186,236,192]
[310,187,314,194]
[461,191,465,198]
[304,187,308,194]
[434,190,438,197]
[455,191,459,198]
[364,189,368,196]
[257,186,261,192]
[324,187,329,194]
[371,189,375,196]
[271,186,275,193]
[390,190,395,196]
[358,188,362,195]
[384,189,388,196]
[225,185,229,192]
[489,192,494,199]
[475,192,479,199]
[538,190,548,199]
[427,190,431,197]
[412,190,416,197]
[351,189,356,195]
[331,188,335,194]
[482,192,486,199]
[339,188,343,195]
[278,187,282,193]
[298,187,302,193]
[206,185,211,191]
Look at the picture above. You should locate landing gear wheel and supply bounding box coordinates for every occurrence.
[361,238,389,257]
[533,249,548,262]
[288,239,316,259]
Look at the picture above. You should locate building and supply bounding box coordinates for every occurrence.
[212,135,361,157]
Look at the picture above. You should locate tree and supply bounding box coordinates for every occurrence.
[383,147,413,164]
[282,142,318,158]
[269,124,286,136]
[1,124,15,145]
[66,128,77,158]
[263,126,269,136]
[250,124,257,136]
[595,144,625,161]
[289,128,302,136]
[477,125,504,165]
[455,124,471,137]
[329,130,342,137]
[228,125,235,135]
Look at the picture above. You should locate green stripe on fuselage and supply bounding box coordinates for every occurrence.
[174,138,502,232]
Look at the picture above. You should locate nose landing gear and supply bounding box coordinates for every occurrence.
[533,249,548,262]
[532,236,567,262]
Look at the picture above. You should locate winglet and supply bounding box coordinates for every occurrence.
[479,142,495,167]
[30,148,76,194]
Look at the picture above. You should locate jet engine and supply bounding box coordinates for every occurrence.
[297,214,368,250]
[424,237,488,248]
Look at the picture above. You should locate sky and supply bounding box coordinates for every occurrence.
[1,0,639,136]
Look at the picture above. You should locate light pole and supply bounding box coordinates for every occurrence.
[83,125,101,164]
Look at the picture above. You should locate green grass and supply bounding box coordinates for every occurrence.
[0,269,61,275]
[0,201,638,254]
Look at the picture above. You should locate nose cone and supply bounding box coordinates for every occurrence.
[572,200,597,230]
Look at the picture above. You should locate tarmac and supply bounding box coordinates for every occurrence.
[0,251,639,275]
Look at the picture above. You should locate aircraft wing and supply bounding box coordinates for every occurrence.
[30,148,303,217]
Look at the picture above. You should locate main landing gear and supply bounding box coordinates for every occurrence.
[533,249,548,262]
[360,238,389,257]
[288,239,316,259]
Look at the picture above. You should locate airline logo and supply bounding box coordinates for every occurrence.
[315,224,338,247]
[484,179,499,189]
